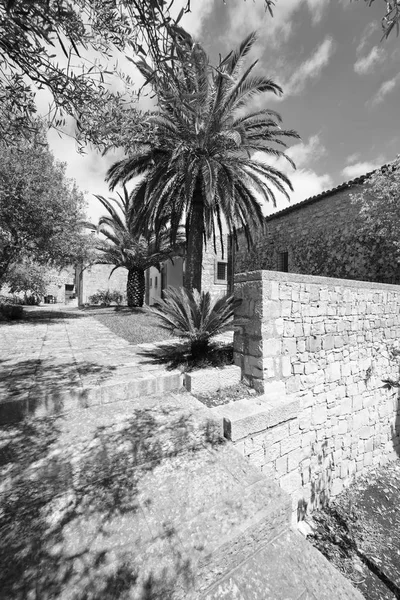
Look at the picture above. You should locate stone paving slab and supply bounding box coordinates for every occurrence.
[0,305,185,423]
[0,391,287,599]
[0,389,364,599]
[0,306,364,599]
[202,528,364,599]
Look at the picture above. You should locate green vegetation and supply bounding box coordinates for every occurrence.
[88,289,125,307]
[0,131,91,285]
[85,306,173,345]
[107,31,299,293]
[149,287,239,359]
[88,187,184,307]
[1,0,274,149]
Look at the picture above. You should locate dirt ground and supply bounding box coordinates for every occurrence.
[307,460,400,600]
[195,380,262,408]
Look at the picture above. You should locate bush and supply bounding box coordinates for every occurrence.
[0,303,23,320]
[88,289,125,307]
[149,287,241,359]
[23,294,40,305]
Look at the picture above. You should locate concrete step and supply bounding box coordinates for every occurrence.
[201,528,364,600]
[0,370,183,424]
[210,384,298,442]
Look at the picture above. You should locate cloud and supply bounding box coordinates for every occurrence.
[281,37,335,97]
[225,0,329,50]
[264,169,333,214]
[346,152,360,163]
[305,0,329,24]
[253,135,332,213]
[173,0,214,38]
[367,75,399,107]
[341,160,382,179]
[286,134,327,168]
[47,129,126,222]
[354,46,386,75]
[356,22,379,55]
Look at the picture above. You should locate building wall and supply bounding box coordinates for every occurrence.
[202,235,230,299]
[233,270,400,517]
[45,267,76,303]
[148,265,162,305]
[234,183,400,285]
[77,264,127,305]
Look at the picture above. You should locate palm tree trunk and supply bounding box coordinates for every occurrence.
[127,267,145,307]
[184,188,204,293]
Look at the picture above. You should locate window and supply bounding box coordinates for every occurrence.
[277,251,289,273]
[155,276,158,288]
[215,260,228,283]
[65,284,74,291]
[150,278,152,288]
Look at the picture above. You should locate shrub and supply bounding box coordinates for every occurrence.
[149,287,240,359]
[23,293,40,305]
[88,289,125,307]
[0,303,23,320]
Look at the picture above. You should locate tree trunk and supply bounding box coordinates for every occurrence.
[127,267,145,307]
[184,187,204,293]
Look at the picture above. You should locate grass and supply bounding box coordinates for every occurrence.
[80,306,173,345]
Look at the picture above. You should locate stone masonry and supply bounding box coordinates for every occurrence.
[76,264,127,305]
[233,270,400,517]
[233,175,400,285]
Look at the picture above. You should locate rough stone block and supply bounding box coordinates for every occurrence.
[275,454,288,475]
[185,365,241,394]
[220,393,298,442]
[280,433,300,457]
[218,365,241,389]
[326,363,341,383]
[312,404,327,426]
[280,469,302,495]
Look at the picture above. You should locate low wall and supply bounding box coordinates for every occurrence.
[232,270,400,518]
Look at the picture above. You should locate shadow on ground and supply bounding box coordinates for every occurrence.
[0,307,85,326]
[0,358,118,424]
[0,403,223,599]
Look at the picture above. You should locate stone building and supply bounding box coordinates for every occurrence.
[76,234,230,306]
[234,164,400,285]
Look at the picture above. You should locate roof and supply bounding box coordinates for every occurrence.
[265,159,398,222]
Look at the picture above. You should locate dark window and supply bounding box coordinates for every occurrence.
[216,261,228,282]
[155,276,158,288]
[150,278,152,288]
[277,252,289,272]
[65,284,74,291]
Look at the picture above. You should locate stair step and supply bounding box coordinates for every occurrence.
[0,370,183,424]
[201,528,364,600]
[210,393,299,442]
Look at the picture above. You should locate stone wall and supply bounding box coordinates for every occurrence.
[232,270,400,518]
[233,183,400,285]
[77,264,127,305]
[45,267,75,302]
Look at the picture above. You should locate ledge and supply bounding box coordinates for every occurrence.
[234,269,400,292]
[211,392,299,442]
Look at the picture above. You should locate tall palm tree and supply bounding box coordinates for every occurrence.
[106,31,299,293]
[89,186,184,307]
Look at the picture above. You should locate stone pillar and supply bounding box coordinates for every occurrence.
[233,271,282,392]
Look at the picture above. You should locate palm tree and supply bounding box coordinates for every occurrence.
[106,31,299,293]
[89,186,184,307]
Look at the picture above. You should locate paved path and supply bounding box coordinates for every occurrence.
[0,306,364,599]
[0,305,188,423]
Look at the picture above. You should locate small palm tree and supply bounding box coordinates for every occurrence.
[149,286,240,358]
[106,31,299,293]
[89,186,184,307]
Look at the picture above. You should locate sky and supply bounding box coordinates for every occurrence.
[45,0,400,222]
